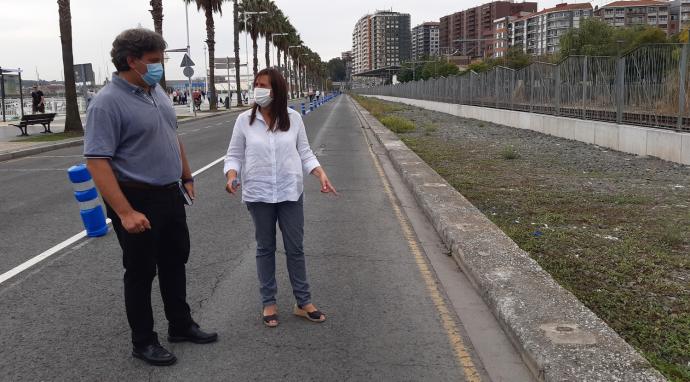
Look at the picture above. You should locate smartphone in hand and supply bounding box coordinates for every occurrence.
[178,180,193,206]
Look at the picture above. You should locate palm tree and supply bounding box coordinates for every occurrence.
[275,23,296,91]
[288,36,303,98]
[184,0,224,111]
[149,0,167,89]
[233,0,242,106]
[57,0,83,133]
[271,14,290,70]
[262,3,282,68]
[239,0,270,78]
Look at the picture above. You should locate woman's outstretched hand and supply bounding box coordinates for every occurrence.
[319,174,338,196]
[225,170,241,194]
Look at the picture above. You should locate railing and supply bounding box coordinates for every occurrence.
[354,43,690,131]
[1,97,87,121]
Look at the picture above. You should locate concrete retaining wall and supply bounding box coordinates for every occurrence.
[350,96,666,381]
[366,95,690,166]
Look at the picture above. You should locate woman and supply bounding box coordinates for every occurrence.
[224,68,337,327]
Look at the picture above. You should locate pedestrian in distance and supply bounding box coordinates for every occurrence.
[31,85,45,114]
[86,88,96,111]
[315,89,320,102]
[84,28,217,367]
[224,67,337,328]
[192,89,202,111]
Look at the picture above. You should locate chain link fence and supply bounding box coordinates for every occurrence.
[355,43,690,131]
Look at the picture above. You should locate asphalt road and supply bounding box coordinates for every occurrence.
[0,96,533,381]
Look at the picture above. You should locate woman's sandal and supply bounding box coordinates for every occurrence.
[262,309,279,328]
[293,304,326,323]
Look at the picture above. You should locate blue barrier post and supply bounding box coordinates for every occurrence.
[309,102,314,112]
[67,164,108,237]
[301,103,306,115]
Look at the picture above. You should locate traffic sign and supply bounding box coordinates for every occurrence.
[183,66,194,78]
[180,54,195,67]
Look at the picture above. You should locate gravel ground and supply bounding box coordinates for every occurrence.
[354,96,690,382]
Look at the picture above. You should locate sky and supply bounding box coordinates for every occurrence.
[0,0,572,82]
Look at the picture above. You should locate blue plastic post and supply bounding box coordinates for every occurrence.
[301,103,306,115]
[67,164,108,237]
[310,102,314,112]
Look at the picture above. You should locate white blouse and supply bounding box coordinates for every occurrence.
[223,108,321,203]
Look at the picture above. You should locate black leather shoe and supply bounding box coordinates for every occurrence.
[168,324,218,344]
[132,343,177,366]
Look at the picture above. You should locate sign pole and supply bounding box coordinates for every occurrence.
[18,69,24,117]
[1,67,6,122]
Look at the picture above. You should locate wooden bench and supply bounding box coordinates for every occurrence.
[10,113,57,136]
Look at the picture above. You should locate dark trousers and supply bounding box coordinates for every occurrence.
[106,185,193,347]
[246,195,311,307]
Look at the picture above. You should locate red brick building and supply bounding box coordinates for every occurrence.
[440,1,538,59]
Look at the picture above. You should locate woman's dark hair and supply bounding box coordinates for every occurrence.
[249,68,290,132]
[111,28,167,72]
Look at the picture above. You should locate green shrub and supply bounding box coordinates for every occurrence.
[500,145,520,160]
[380,115,415,133]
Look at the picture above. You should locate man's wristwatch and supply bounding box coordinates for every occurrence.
[182,177,194,184]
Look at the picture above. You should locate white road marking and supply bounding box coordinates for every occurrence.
[30,155,83,158]
[0,168,69,172]
[0,156,225,286]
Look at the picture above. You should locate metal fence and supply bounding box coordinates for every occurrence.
[354,43,690,131]
[1,97,87,121]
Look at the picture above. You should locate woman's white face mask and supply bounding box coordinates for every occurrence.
[253,87,273,107]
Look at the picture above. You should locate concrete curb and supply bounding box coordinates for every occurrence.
[0,109,242,163]
[349,96,666,382]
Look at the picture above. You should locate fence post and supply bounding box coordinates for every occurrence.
[508,70,516,110]
[554,65,561,116]
[529,66,534,113]
[678,43,689,131]
[616,56,625,124]
[582,56,588,120]
[495,70,500,109]
[469,75,474,105]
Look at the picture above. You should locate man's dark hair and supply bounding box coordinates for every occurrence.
[110,28,167,72]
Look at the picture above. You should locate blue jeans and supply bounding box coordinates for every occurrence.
[246,195,311,307]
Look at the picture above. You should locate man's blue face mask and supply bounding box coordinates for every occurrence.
[136,60,164,86]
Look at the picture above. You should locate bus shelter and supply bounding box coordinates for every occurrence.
[0,67,25,122]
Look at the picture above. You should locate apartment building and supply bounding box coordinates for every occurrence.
[351,10,411,74]
[411,22,440,60]
[503,3,593,57]
[439,1,538,59]
[595,1,671,34]
[492,12,533,57]
[341,51,353,83]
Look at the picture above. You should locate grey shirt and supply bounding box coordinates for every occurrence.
[84,73,182,186]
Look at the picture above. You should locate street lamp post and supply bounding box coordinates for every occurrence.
[242,9,268,95]
[203,44,208,95]
[270,33,288,70]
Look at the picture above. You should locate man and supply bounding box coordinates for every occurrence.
[31,85,45,114]
[84,28,217,367]
[192,89,201,111]
[85,88,95,111]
